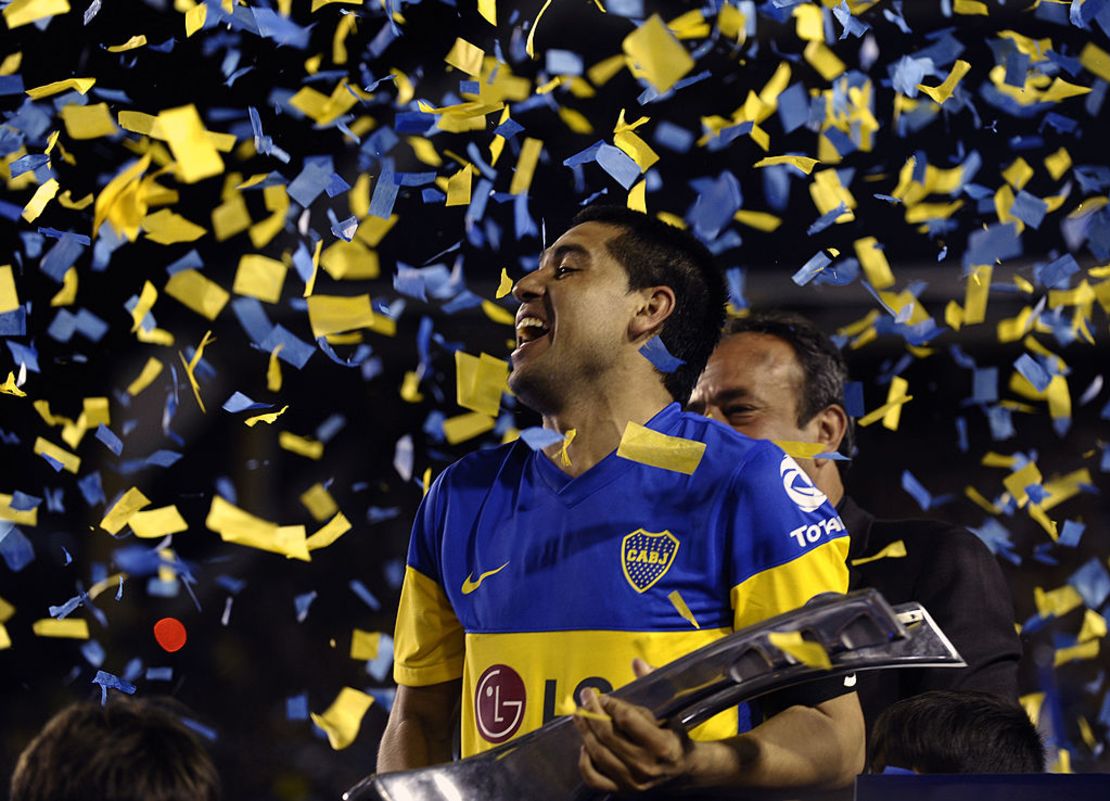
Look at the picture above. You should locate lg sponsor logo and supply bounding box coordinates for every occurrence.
[475,664,526,744]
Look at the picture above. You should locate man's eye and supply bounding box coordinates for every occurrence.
[725,406,753,416]
[554,264,576,278]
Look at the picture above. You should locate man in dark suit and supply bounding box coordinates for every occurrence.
[688,310,1022,739]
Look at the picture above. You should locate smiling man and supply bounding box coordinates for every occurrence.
[377,207,865,793]
[689,311,1021,743]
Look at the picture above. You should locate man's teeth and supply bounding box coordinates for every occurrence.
[515,317,550,340]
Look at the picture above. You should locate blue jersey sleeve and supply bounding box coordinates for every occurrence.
[393,471,466,686]
[726,441,850,631]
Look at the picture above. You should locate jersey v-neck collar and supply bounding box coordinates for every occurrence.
[530,403,682,506]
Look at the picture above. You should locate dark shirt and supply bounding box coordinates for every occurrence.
[840,495,1022,736]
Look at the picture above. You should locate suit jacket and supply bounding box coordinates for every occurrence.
[840,495,1022,737]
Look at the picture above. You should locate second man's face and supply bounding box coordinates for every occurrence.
[688,332,812,443]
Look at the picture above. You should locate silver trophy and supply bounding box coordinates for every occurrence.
[346,589,964,801]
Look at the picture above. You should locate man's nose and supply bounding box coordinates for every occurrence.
[512,267,544,303]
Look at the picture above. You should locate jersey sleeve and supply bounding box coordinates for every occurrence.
[392,472,465,687]
[727,441,850,632]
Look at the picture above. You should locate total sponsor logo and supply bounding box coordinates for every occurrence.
[788,515,845,548]
[779,454,827,513]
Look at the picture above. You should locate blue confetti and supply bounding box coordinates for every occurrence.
[639,335,685,373]
[91,671,136,705]
[518,427,566,451]
[792,251,832,286]
[349,579,381,611]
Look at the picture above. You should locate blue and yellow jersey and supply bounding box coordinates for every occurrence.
[393,403,850,757]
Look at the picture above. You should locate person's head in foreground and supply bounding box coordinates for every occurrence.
[689,309,853,500]
[869,690,1045,774]
[509,205,727,415]
[10,696,221,801]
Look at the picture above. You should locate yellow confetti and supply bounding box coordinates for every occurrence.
[1003,461,1042,508]
[882,376,910,430]
[622,14,694,93]
[963,265,992,325]
[509,137,543,195]
[445,38,484,76]
[306,294,377,339]
[3,0,69,28]
[206,496,310,562]
[714,212,771,238]
[953,0,988,15]
[0,372,26,397]
[143,208,207,245]
[1003,157,1034,190]
[106,34,147,52]
[32,618,89,639]
[443,411,496,444]
[558,428,576,467]
[50,266,78,306]
[616,422,706,475]
[1054,640,1099,668]
[350,629,381,660]
[753,155,820,174]
[306,511,352,552]
[857,378,912,429]
[804,41,846,81]
[129,506,189,539]
[159,104,224,184]
[21,177,58,223]
[455,351,508,417]
[1041,77,1091,103]
[126,357,163,396]
[0,623,9,649]
[667,590,700,629]
[1079,609,1106,644]
[478,0,496,26]
[279,432,325,460]
[184,3,207,36]
[526,0,553,59]
[320,239,380,279]
[233,254,287,304]
[1045,147,1072,181]
[854,237,895,290]
[917,59,971,104]
[0,595,13,622]
[850,540,908,567]
[33,437,80,473]
[768,630,831,669]
[445,164,473,206]
[60,102,118,139]
[165,269,230,320]
[495,268,513,299]
[100,487,152,535]
[793,4,824,41]
[26,77,94,99]
[311,687,374,750]
[627,178,646,212]
[1080,42,1110,82]
[0,264,18,313]
[267,344,284,392]
[211,195,251,241]
[179,330,215,413]
[244,405,288,427]
[300,483,339,522]
[0,494,36,526]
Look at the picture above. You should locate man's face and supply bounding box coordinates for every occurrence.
[508,221,641,412]
[688,332,812,442]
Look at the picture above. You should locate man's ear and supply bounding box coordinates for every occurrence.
[811,404,849,453]
[629,285,676,342]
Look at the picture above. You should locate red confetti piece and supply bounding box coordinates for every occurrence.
[153,617,187,653]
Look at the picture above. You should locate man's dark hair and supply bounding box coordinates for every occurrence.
[869,690,1045,774]
[724,310,855,466]
[571,205,727,405]
[11,696,221,801]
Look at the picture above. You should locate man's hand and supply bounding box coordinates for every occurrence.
[574,686,695,793]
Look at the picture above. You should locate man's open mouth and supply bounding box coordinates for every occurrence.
[515,316,551,347]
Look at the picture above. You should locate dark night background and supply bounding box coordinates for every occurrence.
[0,0,1108,798]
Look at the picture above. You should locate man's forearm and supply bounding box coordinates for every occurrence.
[687,699,865,790]
[377,718,453,773]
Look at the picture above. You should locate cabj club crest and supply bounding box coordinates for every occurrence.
[621,529,680,593]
